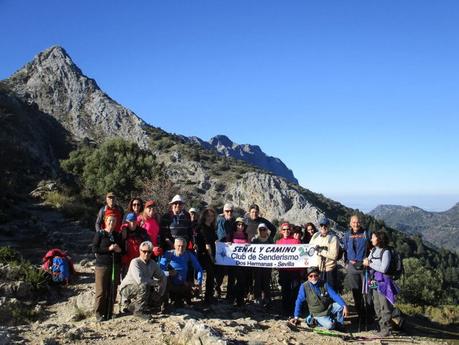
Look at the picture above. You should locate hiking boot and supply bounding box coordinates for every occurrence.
[334,323,347,332]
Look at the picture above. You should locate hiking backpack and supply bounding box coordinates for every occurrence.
[51,256,70,283]
[383,247,404,280]
[371,247,404,280]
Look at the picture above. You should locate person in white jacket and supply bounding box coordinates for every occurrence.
[309,218,339,290]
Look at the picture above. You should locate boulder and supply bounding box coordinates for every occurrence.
[174,319,226,345]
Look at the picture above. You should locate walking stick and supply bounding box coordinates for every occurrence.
[362,268,369,331]
[107,252,115,319]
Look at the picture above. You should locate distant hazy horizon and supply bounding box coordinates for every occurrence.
[328,193,459,213]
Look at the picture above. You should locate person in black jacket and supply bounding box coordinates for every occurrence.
[160,195,192,250]
[92,215,124,321]
[195,208,218,304]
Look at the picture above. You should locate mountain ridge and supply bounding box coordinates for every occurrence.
[181,134,298,183]
[369,203,459,252]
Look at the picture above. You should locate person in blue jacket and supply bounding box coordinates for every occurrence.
[290,267,349,330]
[343,215,371,319]
[160,237,203,308]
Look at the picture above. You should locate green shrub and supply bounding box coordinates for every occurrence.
[397,303,459,325]
[61,138,157,201]
[0,247,47,290]
[44,191,73,208]
[0,246,20,264]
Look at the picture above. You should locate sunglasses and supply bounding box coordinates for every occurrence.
[133,203,141,206]
[107,196,114,199]
[259,228,267,231]
[224,210,233,213]
[308,274,319,278]
[141,250,152,254]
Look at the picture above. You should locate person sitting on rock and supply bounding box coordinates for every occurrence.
[160,237,203,308]
[290,267,349,330]
[119,241,167,319]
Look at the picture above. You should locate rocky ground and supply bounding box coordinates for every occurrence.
[0,201,456,345]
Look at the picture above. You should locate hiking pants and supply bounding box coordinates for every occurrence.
[200,257,215,303]
[313,302,344,329]
[164,279,192,306]
[278,270,300,315]
[372,289,393,333]
[120,283,161,313]
[94,265,120,317]
[321,266,338,291]
[254,267,272,302]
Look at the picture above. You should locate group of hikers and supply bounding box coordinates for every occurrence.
[88,191,403,337]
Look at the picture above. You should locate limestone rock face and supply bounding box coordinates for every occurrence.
[226,172,323,224]
[4,46,149,149]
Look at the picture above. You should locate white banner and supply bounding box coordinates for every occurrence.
[215,242,320,268]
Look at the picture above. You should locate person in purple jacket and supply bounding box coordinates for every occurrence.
[290,267,349,330]
[363,230,400,337]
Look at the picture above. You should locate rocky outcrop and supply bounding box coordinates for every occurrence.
[226,172,322,224]
[186,134,298,184]
[3,46,149,149]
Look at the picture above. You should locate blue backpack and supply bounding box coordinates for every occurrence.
[51,257,70,283]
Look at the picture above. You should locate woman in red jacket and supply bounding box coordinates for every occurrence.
[276,222,302,316]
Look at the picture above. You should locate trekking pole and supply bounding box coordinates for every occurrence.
[108,252,115,319]
[363,268,369,331]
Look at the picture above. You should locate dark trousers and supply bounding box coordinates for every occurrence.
[254,268,272,302]
[164,279,192,307]
[278,270,300,315]
[200,256,215,302]
[94,265,120,318]
[321,266,338,291]
[346,264,374,319]
[372,289,393,333]
[227,266,248,304]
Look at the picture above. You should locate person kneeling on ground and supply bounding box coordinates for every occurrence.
[160,237,203,308]
[290,267,349,330]
[119,241,167,319]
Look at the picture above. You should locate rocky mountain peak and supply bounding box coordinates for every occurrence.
[3,46,149,149]
[210,134,234,147]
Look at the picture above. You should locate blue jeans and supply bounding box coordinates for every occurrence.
[308,302,344,330]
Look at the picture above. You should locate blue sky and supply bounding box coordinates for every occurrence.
[1,1,458,212]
